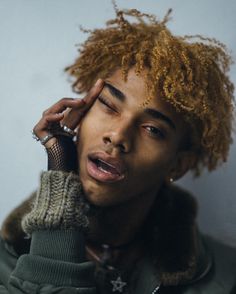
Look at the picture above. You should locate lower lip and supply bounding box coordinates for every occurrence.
[86,158,125,183]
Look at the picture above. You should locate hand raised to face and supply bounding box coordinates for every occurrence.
[32,79,104,172]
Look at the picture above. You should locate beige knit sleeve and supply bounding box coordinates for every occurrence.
[22,171,89,235]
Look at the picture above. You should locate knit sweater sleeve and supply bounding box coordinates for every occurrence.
[22,171,89,234]
[4,171,97,294]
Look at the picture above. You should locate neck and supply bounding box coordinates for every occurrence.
[85,188,158,248]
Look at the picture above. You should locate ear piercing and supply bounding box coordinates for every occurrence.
[169,177,174,183]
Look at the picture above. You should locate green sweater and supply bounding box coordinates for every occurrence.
[0,171,236,293]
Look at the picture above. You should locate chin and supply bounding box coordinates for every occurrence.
[82,182,127,211]
[85,188,121,207]
[79,164,119,200]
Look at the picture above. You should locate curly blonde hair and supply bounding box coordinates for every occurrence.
[66,2,235,176]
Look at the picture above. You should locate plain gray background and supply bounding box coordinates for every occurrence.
[0,0,235,247]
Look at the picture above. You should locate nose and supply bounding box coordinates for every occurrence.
[102,121,133,153]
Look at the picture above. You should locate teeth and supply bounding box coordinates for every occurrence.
[98,165,112,174]
[96,159,119,175]
[99,159,116,169]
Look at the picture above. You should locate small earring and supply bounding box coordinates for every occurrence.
[169,177,174,183]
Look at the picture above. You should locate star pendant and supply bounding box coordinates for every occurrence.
[110,276,127,293]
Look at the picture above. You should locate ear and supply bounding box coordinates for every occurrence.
[167,151,197,182]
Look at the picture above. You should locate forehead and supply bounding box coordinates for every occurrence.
[105,68,147,104]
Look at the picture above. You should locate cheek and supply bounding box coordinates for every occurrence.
[132,149,175,182]
[76,106,105,170]
[78,107,102,142]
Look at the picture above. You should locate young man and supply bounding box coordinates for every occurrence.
[0,4,235,294]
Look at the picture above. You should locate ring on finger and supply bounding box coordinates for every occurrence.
[61,124,76,137]
[32,130,54,145]
[40,133,54,145]
[32,130,40,141]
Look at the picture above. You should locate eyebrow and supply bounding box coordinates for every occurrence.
[104,82,176,130]
[144,108,176,130]
[104,82,125,101]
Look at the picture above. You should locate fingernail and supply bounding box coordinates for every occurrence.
[94,78,103,87]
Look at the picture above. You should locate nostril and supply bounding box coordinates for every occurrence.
[118,143,126,153]
[103,136,112,144]
[102,133,130,153]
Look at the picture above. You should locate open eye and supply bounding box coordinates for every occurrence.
[98,96,116,112]
[144,126,166,139]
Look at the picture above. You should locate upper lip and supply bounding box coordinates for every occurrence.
[88,152,126,175]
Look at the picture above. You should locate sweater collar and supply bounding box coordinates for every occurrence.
[139,183,212,286]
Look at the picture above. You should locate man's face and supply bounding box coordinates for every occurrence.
[77,68,186,207]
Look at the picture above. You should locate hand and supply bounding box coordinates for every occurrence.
[33,79,104,172]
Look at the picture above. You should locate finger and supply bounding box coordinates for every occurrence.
[82,78,104,106]
[60,103,84,130]
[33,113,64,138]
[62,79,104,129]
[33,113,64,148]
[43,98,86,116]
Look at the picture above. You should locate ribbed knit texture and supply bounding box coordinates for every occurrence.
[30,230,86,262]
[22,171,89,235]
[12,254,96,287]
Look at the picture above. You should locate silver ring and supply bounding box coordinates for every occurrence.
[32,130,40,141]
[61,125,76,137]
[40,133,54,145]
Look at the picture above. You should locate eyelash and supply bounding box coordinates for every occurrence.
[98,96,165,140]
[143,126,165,139]
[98,96,116,112]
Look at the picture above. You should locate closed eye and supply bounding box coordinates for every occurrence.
[98,96,117,112]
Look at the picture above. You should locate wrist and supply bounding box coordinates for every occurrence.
[47,136,78,172]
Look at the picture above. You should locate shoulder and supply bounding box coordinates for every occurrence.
[148,184,236,292]
[205,236,236,286]
[1,193,35,254]
[0,193,34,287]
[181,235,236,294]
[0,233,19,288]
